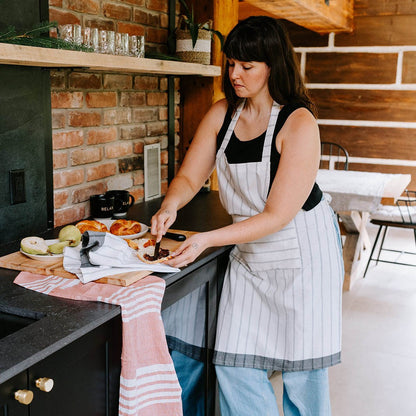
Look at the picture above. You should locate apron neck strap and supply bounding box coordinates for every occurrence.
[217,99,280,160]
[262,101,280,161]
[218,100,245,154]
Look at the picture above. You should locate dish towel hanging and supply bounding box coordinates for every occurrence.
[14,271,183,416]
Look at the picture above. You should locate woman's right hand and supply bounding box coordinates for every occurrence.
[150,207,177,242]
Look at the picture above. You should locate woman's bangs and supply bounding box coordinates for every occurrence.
[224,30,267,63]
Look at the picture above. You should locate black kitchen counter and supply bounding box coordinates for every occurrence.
[0,191,232,385]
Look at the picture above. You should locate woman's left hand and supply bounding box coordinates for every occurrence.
[166,233,209,268]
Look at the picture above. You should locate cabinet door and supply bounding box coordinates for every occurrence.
[29,315,121,416]
[0,371,29,416]
[0,0,53,252]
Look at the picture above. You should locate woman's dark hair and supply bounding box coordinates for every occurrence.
[223,16,316,116]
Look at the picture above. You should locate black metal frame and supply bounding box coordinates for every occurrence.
[320,141,349,170]
[168,0,177,184]
[364,191,416,277]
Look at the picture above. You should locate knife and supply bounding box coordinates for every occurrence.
[164,231,186,241]
[153,241,160,259]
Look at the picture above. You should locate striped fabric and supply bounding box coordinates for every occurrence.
[214,199,343,371]
[217,101,301,270]
[63,231,179,283]
[213,100,343,372]
[162,285,206,361]
[14,272,183,416]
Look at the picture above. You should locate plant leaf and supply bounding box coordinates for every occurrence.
[189,23,199,48]
[178,0,191,20]
[211,29,224,50]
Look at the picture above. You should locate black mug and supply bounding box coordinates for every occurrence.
[105,190,135,217]
[90,194,115,219]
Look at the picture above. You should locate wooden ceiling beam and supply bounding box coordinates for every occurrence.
[239,0,354,34]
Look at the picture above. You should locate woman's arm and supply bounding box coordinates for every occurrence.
[151,99,228,240]
[167,107,321,267]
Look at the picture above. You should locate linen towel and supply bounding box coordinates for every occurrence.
[14,271,183,416]
[64,231,179,284]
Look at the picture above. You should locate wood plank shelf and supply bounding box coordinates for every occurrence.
[0,43,222,76]
[240,0,354,34]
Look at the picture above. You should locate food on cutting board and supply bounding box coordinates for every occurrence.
[47,240,70,254]
[20,225,83,257]
[49,225,82,254]
[110,219,141,236]
[76,219,142,237]
[125,239,139,250]
[20,236,49,255]
[76,219,108,234]
[58,225,82,247]
[135,238,172,264]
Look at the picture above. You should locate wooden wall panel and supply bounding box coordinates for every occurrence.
[281,0,416,205]
[179,0,238,194]
[306,53,397,84]
[179,78,214,159]
[403,52,416,84]
[283,20,329,47]
[335,15,416,46]
[238,7,329,48]
[353,0,416,17]
[310,89,416,121]
[319,125,416,160]
[347,163,416,192]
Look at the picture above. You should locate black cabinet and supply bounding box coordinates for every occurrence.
[0,315,121,416]
[0,0,54,254]
[0,372,28,416]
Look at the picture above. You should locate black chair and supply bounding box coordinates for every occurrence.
[364,190,416,276]
[320,141,349,170]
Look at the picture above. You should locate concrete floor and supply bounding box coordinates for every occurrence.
[270,223,416,415]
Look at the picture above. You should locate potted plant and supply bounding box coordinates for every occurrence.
[174,0,224,65]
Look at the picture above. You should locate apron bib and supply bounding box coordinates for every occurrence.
[213,100,343,371]
[216,100,301,272]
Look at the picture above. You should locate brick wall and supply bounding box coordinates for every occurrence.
[49,0,179,226]
[285,0,416,192]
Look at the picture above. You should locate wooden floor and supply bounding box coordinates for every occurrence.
[270,223,416,415]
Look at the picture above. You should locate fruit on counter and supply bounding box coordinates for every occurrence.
[58,225,82,247]
[20,237,49,255]
[47,240,70,254]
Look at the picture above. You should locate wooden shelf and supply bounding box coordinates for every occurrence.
[240,0,354,34]
[0,43,222,77]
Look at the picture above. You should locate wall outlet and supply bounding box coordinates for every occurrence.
[9,169,26,205]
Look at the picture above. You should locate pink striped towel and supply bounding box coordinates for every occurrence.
[14,272,183,416]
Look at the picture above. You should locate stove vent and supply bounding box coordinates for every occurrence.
[144,143,161,201]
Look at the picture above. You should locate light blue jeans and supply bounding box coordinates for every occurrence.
[215,365,331,416]
[171,350,205,416]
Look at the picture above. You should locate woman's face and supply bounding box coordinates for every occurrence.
[227,59,271,98]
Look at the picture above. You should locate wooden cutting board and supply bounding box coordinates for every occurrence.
[0,230,195,286]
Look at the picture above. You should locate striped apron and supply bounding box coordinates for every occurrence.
[213,101,344,372]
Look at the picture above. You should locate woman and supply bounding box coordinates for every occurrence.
[152,16,343,415]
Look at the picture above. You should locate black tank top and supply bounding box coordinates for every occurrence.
[216,103,322,211]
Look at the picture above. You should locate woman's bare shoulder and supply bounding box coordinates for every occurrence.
[208,98,229,119]
[282,106,318,135]
[285,106,316,124]
[276,106,319,152]
[198,98,229,134]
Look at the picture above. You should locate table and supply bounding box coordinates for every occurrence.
[316,170,411,291]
